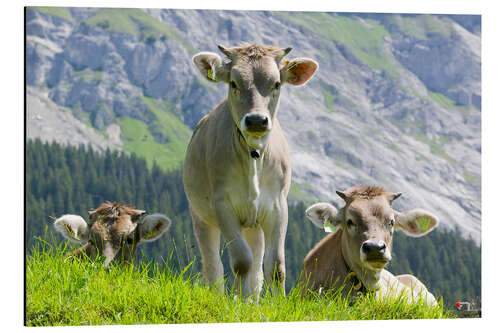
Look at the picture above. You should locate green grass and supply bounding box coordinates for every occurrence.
[427,91,471,117]
[428,91,458,109]
[416,134,455,163]
[383,14,453,40]
[32,7,73,21]
[114,97,192,170]
[74,69,104,82]
[463,171,480,185]
[280,12,400,77]
[322,89,336,111]
[26,241,453,326]
[85,8,193,51]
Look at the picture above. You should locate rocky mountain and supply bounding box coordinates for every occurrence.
[26,7,481,243]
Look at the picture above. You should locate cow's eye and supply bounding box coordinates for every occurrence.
[347,219,355,228]
[388,218,395,228]
[274,81,281,90]
[230,80,237,89]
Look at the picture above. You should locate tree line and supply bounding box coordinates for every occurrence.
[25,139,480,308]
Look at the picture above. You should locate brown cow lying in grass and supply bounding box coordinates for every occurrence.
[301,185,439,306]
[53,202,171,267]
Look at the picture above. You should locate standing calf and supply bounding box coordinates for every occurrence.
[183,43,318,299]
[301,185,439,306]
[54,202,171,266]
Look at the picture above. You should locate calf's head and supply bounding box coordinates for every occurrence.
[54,202,171,266]
[306,186,438,290]
[193,43,318,151]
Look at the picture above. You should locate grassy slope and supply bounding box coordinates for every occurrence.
[26,243,453,326]
[83,9,195,170]
[280,12,400,78]
[115,98,192,170]
[85,8,193,51]
[33,7,73,21]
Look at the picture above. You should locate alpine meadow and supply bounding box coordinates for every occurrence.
[26,7,481,325]
[26,140,479,325]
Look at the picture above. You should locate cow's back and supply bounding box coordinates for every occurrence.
[377,270,437,306]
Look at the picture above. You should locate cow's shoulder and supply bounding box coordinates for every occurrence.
[304,230,344,273]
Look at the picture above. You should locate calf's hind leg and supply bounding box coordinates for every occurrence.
[191,209,224,291]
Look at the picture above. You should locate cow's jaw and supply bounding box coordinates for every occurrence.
[342,235,385,291]
[244,132,270,150]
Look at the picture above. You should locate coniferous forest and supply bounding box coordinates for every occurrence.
[25,139,481,309]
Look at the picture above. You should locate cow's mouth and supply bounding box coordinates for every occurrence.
[245,130,266,138]
[242,131,269,151]
[364,258,390,269]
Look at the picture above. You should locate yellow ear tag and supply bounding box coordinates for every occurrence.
[284,60,289,66]
[415,216,431,232]
[208,68,217,82]
[64,224,80,241]
[324,220,336,233]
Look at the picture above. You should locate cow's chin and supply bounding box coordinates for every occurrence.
[243,131,270,150]
[363,259,389,271]
[357,261,387,291]
[360,254,390,272]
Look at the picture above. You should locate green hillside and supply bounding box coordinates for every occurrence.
[25,139,481,310]
[113,97,192,170]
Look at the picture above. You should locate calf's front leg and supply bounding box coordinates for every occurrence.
[261,196,288,295]
[214,198,254,299]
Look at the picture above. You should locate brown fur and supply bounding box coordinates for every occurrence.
[71,202,144,265]
[89,201,141,223]
[225,43,285,61]
[301,229,355,297]
[344,185,390,200]
[302,185,439,305]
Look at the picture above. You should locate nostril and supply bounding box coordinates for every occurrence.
[362,242,371,253]
[244,114,269,131]
[362,241,386,254]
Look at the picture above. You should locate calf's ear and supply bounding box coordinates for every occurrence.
[131,209,146,222]
[305,202,342,232]
[192,51,229,83]
[281,58,318,86]
[138,214,172,243]
[394,209,439,237]
[53,214,90,243]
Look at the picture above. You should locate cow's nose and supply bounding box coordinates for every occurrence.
[362,241,386,255]
[244,114,269,132]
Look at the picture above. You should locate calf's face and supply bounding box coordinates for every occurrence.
[192,44,318,150]
[87,203,146,266]
[54,203,171,266]
[341,195,398,271]
[306,186,439,289]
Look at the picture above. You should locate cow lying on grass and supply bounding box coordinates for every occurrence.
[301,185,439,306]
[53,202,171,267]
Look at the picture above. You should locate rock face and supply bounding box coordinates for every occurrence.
[26,8,481,243]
